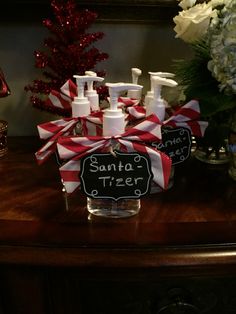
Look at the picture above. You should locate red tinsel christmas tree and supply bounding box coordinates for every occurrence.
[25,0,109,116]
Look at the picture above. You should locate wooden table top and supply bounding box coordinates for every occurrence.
[0,137,236,274]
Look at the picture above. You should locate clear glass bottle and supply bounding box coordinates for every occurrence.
[87,82,143,218]
[87,197,140,218]
[86,141,141,218]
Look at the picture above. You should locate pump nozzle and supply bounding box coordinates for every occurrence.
[106,83,142,111]
[148,72,175,94]
[148,71,175,79]
[73,75,91,99]
[131,68,142,84]
[103,82,143,136]
[145,71,176,108]
[72,75,100,117]
[85,71,97,76]
[127,68,142,99]
[82,73,104,111]
[146,76,178,121]
[152,76,178,100]
[85,71,97,91]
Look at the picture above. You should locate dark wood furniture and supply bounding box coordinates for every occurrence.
[1,1,178,23]
[0,137,236,314]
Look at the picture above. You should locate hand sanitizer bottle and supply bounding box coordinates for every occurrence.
[127,68,142,100]
[146,76,178,121]
[144,71,175,108]
[72,75,91,118]
[72,74,104,135]
[145,76,178,194]
[84,71,104,111]
[87,82,143,218]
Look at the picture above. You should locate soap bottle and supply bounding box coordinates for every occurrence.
[72,75,91,118]
[62,74,97,209]
[72,74,103,135]
[84,71,104,112]
[144,71,175,108]
[145,76,178,121]
[146,76,178,194]
[127,68,142,100]
[87,82,143,218]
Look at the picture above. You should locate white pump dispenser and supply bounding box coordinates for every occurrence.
[127,68,142,99]
[72,75,92,117]
[144,72,175,108]
[87,82,143,219]
[84,71,104,111]
[146,76,178,122]
[103,82,143,137]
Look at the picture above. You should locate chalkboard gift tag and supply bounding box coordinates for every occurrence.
[80,151,153,201]
[152,127,192,165]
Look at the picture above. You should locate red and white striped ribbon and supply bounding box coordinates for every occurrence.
[118,97,140,109]
[45,79,77,110]
[127,100,208,137]
[57,114,171,194]
[36,118,78,165]
[127,105,146,120]
[163,100,208,137]
[36,112,103,165]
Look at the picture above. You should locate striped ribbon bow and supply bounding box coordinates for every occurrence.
[46,79,77,110]
[35,112,103,165]
[127,100,208,137]
[57,114,172,194]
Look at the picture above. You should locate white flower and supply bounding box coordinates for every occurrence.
[209,0,228,7]
[178,0,196,10]
[207,0,236,94]
[173,3,217,43]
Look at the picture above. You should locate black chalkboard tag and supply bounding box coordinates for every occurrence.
[152,127,192,165]
[80,151,153,201]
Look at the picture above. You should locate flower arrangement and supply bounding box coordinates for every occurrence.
[173,0,236,162]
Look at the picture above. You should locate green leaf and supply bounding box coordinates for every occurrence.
[172,40,236,118]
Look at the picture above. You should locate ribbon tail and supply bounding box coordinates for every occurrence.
[118,139,172,190]
[60,79,77,98]
[59,159,81,194]
[163,100,208,137]
[36,119,78,165]
[59,141,110,194]
[35,141,57,165]
[46,89,72,110]
[146,146,172,190]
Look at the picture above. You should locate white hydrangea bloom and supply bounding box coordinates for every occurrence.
[207,0,236,94]
[209,0,231,8]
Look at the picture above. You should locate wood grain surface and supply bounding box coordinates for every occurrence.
[0,137,236,274]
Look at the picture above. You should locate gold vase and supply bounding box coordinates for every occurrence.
[0,120,8,157]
